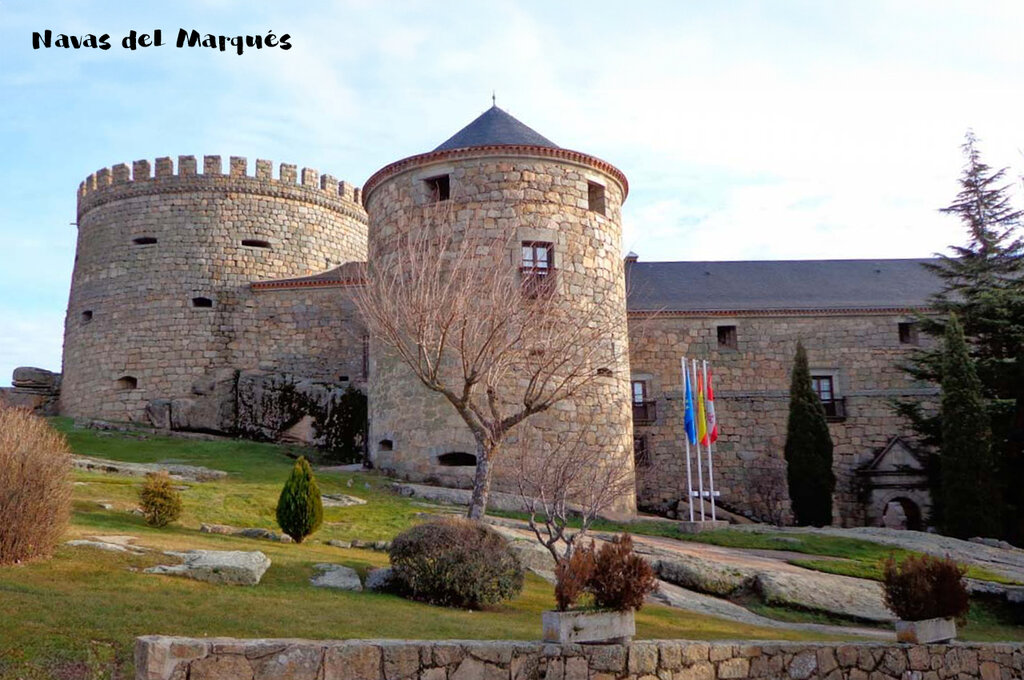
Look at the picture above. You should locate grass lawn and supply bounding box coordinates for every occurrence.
[0,420,836,679]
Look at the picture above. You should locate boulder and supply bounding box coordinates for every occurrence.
[310,564,363,591]
[651,553,756,597]
[322,493,367,508]
[145,550,270,586]
[12,366,59,390]
[755,571,894,623]
[199,523,293,543]
[365,567,393,592]
[145,399,172,430]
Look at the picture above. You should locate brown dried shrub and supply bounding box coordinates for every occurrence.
[554,542,596,611]
[0,407,72,564]
[882,553,969,622]
[588,533,658,612]
[139,472,183,527]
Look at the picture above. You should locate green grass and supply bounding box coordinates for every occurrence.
[0,420,840,679]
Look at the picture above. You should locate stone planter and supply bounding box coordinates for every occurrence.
[542,609,635,644]
[895,616,957,644]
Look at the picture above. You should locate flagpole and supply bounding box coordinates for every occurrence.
[681,357,694,522]
[703,359,717,521]
[692,358,706,521]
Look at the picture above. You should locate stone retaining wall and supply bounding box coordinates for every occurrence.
[135,637,1024,680]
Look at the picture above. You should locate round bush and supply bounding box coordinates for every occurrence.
[388,518,524,609]
[0,407,72,564]
[883,553,969,622]
[139,472,183,527]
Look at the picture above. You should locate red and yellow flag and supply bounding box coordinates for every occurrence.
[706,368,718,444]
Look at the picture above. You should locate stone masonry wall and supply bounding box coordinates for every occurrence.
[627,312,938,526]
[62,155,367,422]
[364,150,636,513]
[135,637,1024,680]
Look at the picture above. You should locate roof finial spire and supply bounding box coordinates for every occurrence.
[492,90,496,107]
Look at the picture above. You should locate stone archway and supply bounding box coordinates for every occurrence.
[882,496,924,531]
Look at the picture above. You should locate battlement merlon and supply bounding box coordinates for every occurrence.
[76,155,366,220]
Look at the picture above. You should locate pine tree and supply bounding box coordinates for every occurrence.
[899,131,1024,542]
[940,313,1002,539]
[783,341,835,526]
[275,456,324,543]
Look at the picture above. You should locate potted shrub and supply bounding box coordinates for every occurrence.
[882,553,969,644]
[542,534,657,644]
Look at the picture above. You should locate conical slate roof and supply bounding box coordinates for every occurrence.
[433,105,558,151]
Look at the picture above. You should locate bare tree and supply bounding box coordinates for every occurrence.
[354,202,629,519]
[503,416,636,564]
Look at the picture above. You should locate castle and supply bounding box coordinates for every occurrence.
[54,105,940,527]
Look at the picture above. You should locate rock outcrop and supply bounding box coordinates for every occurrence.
[145,550,271,586]
[0,366,61,415]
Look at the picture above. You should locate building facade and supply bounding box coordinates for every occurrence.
[57,106,941,525]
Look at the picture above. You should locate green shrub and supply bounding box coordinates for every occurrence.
[388,518,523,609]
[882,553,969,622]
[275,456,323,543]
[588,534,657,612]
[139,472,183,528]
[0,407,72,564]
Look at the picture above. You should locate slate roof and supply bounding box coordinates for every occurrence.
[433,105,558,151]
[626,259,942,312]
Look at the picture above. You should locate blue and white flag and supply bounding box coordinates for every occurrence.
[683,362,698,445]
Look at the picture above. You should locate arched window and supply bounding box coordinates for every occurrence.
[437,452,476,467]
[192,297,213,308]
[378,439,393,452]
[116,376,138,390]
[241,239,272,249]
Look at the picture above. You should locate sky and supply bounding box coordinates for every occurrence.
[1,0,1023,386]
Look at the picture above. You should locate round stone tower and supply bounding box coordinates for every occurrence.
[62,155,367,421]
[362,106,636,513]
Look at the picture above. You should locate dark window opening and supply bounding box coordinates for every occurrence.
[632,380,657,425]
[132,236,157,245]
[116,376,137,390]
[378,439,393,452]
[361,334,369,380]
[424,174,450,202]
[633,435,651,468]
[597,367,613,377]
[81,310,93,324]
[587,181,606,215]
[812,375,847,421]
[437,451,477,467]
[242,239,272,249]
[338,375,349,382]
[898,321,919,345]
[717,325,738,350]
[191,297,213,308]
[521,241,555,297]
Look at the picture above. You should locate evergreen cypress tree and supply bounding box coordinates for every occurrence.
[939,313,1002,539]
[275,456,324,543]
[898,131,1024,542]
[783,342,835,526]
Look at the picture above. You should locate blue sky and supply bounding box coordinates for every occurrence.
[1,0,1023,385]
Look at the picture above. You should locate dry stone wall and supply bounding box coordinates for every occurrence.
[62,155,367,422]
[627,312,938,526]
[135,637,1024,680]
[363,149,635,513]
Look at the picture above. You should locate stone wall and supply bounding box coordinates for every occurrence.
[627,311,939,526]
[363,148,636,513]
[62,155,367,422]
[135,637,1024,680]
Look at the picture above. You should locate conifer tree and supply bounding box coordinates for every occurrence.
[783,342,835,526]
[898,131,1024,541]
[275,456,324,543]
[939,313,1002,539]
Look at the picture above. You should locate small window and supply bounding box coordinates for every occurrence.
[338,375,350,382]
[116,376,137,390]
[597,367,613,377]
[424,174,450,202]
[633,435,651,468]
[717,325,738,350]
[587,181,606,215]
[132,236,157,245]
[437,451,476,467]
[898,322,919,345]
[241,239,272,249]
[191,297,213,308]
[81,310,93,324]
[631,380,648,405]
[378,439,393,452]
[811,375,834,403]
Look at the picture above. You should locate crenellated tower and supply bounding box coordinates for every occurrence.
[62,155,367,421]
